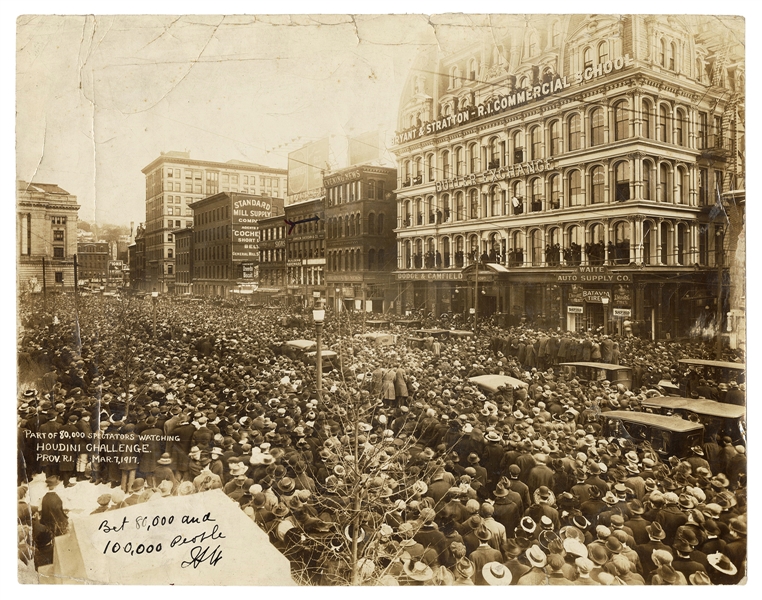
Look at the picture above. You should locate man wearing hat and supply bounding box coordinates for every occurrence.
[707,551,742,584]
[492,480,522,535]
[572,557,599,585]
[655,492,687,546]
[40,475,68,537]
[526,453,554,496]
[724,516,747,571]
[505,464,531,513]
[634,522,671,575]
[468,525,503,585]
[623,499,651,545]
[414,507,449,565]
[91,494,112,514]
[452,557,475,585]
[517,544,548,585]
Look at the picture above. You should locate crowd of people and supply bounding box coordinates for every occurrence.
[17,293,746,585]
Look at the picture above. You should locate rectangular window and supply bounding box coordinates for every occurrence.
[53,230,64,241]
[55,272,64,283]
[53,247,64,258]
[699,168,708,205]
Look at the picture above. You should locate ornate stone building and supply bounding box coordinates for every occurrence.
[392,15,744,339]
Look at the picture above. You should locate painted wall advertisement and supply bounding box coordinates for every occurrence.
[232,195,272,261]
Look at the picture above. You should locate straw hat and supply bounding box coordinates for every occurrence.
[482,562,512,585]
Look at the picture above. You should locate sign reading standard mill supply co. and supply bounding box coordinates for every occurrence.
[231,195,272,261]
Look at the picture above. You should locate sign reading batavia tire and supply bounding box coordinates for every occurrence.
[556,266,631,283]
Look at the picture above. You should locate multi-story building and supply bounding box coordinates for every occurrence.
[324,166,398,312]
[17,181,79,293]
[76,242,110,284]
[392,15,744,339]
[189,192,284,297]
[258,214,287,303]
[284,197,326,307]
[141,151,287,293]
[129,224,146,291]
[173,227,194,296]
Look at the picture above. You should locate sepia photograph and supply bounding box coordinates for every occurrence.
[14,8,748,586]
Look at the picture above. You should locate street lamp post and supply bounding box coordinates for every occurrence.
[151,290,159,339]
[601,295,609,336]
[313,305,325,397]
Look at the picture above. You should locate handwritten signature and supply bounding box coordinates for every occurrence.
[181,545,223,569]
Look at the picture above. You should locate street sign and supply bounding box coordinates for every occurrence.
[567,305,583,314]
[612,308,632,318]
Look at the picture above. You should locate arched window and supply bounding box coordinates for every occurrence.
[455,191,464,221]
[416,198,423,225]
[349,215,355,236]
[548,174,560,209]
[660,222,669,264]
[547,228,561,266]
[469,142,479,173]
[583,47,593,69]
[530,126,542,160]
[378,249,385,270]
[551,21,561,46]
[658,164,669,202]
[658,105,669,142]
[598,41,609,64]
[377,213,384,234]
[415,239,423,268]
[403,200,411,227]
[468,58,478,81]
[527,31,538,57]
[659,38,667,67]
[643,221,652,265]
[442,237,451,268]
[469,189,480,219]
[426,195,436,224]
[489,137,500,168]
[676,223,687,265]
[442,151,451,179]
[368,213,376,234]
[568,114,581,151]
[669,42,677,70]
[613,222,631,264]
[590,108,604,146]
[590,165,605,204]
[368,249,376,271]
[589,223,605,265]
[403,160,412,184]
[676,167,687,204]
[426,154,435,182]
[512,181,524,214]
[614,161,630,201]
[455,236,465,267]
[490,186,500,216]
[530,229,543,266]
[450,66,461,89]
[442,194,451,222]
[530,178,542,212]
[414,157,422,181]
[469,235,479,263]
[675,109,686,146]
[642,160,653,200]
[568,169,583,206]
[566,225,583,266]
[549,120,561,156]
[404,240,412,269]
[511,231,524,267]
[642,99,652,139]
[614,101,629,140]
[512,130,524,163]
[455,146,464,176]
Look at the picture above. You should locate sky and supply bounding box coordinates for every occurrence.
[15,13,451,226]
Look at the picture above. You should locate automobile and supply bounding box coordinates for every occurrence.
[356,332,395,347]
[678,358,746,397]
[304,349,340,372]
[468,374,529,393]
[640,397,746,445]
[600,410,704,459]
[281,339,317,359]
[560,362,632,390]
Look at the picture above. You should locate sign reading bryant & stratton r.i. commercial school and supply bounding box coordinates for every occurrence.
[392,54,635,146]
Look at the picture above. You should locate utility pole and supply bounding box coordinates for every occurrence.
[42,256,48,310]
[716,231,724,360]
[474,248,479,334]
